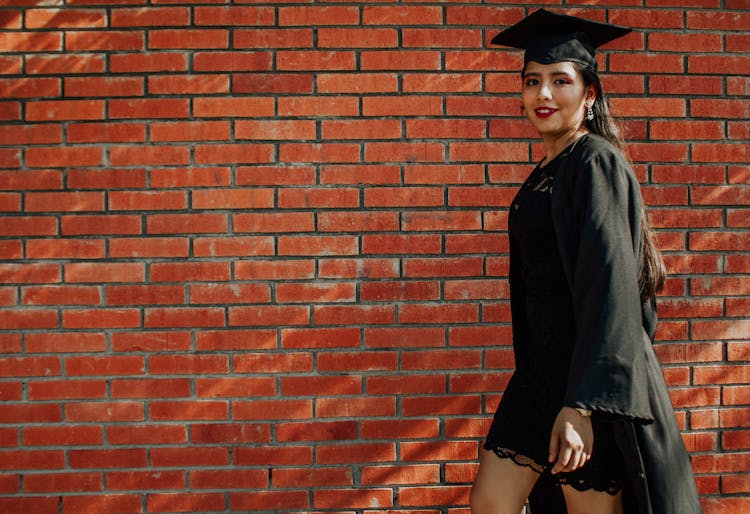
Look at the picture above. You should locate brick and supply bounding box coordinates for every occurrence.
[314,305,395,325]
[194,143,274,164]
[65,262,144,283]
[234,260,315,280]
[233,73,313,94]
[151,447,228,467]
[317,73,398,94]
[0,264,60,284]
[279,187,358,208]
[364,5,442,24]
[276,282,356,303]
[404,258,484,278]
[278,235,358,256]
[398,485,471,507]
[194,6,273,26]
[318,258,399,279]
[66,403,144,424]
[649,32,722,52]
[151,167,230,188]
[366,375,445,395]
[234,353,313,374]
[190,423,271,445]
[0,78,60,99]
[695,364,750,385]
[365,187,443,208]
[362,50,441,71]
[319,28,398,48]
[111,379,190,401]
[62,309,141,329]
[25,333,105,354]
[26,54,105,75]
[234,399,312,420]
[110,145,190,166]
[314,488,393,509]
[236,120,316,140]
[230,491,309,511]
[282,376,361,397]
[0,311,58,330]
[0,170,62,190]
[62,494,143,514]
[22,425,102,445]
[107,470,185,491]
[277,50,355,71]
[65,30,144,51]
[150,401,228,421]
[0,404,61,424]
[402,395,482,417]
[279,6,359,26]
[281,328,360,349]
[361,281,440,302]
[22,285,101,306]
[26,8,106,29]
[0,101,21,121]
[0,192,19,212]
[279,143,361,164]
[690,276,750,296]
[402,350,481,371]
[687,10,750,30]
[0,498,57,514]
[272,466,352,487]
[195,330,275,352]
[190,469,268,489]
[192,188,274,209]
[228,306,310,327]
[111,331,191,353]
[111,7,189,27]
[197,377,275,398]
[23,471,102,493]
[363,95,443,116]
[235,166,316,186]
[189,283,271,304]
[316,442,396,464]
[317,351,398,372]
[145,307,225,329]
[234,29,312,49]
[110,52,188,73]
[147,214,227,235]
[26,100,104,121]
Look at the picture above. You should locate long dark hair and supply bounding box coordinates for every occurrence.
[577,64,667,302]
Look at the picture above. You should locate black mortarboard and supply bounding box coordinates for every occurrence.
[491,9,631,72]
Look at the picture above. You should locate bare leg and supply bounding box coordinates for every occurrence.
[471,449,539,514]
[561,485,624,514]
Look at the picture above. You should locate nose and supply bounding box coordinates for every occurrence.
[538,82,552,100]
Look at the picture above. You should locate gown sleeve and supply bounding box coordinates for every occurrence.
[562,145,655,423]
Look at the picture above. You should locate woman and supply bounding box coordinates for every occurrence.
[470,10,702,514]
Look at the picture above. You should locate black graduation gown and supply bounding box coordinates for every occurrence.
[525,134,702,514]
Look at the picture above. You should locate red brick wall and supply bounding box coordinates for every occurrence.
[0,2,748,513]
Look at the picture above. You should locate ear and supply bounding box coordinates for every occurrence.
[584,83,598,106]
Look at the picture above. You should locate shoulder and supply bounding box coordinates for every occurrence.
[572,133,626,170]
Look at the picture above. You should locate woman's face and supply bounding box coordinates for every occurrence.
[521,60,595,139]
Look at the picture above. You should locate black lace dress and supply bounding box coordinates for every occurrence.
[483,148,624,494]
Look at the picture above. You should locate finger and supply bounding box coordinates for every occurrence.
[548,434,560,464]
[552,446,572,474]
[562,450,582,472]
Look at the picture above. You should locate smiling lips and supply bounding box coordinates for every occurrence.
[534,107,558,118]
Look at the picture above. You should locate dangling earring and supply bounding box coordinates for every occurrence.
[586,104,595,121]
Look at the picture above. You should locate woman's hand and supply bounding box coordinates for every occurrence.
[548,407,593,474]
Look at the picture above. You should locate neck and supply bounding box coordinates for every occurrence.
[541,128,588,166]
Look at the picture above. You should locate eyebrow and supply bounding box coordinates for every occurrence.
[523,70,575,78]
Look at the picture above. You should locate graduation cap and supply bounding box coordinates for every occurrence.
[491,9,631,72]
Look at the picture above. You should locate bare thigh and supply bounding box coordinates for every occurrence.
[561,485,624,514]
[471,449,539,514]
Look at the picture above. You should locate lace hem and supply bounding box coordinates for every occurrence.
[490,446,546,474]
[557,475,622,496]
[488,446,622,496]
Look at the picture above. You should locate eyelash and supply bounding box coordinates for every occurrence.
[524,78,571,87]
